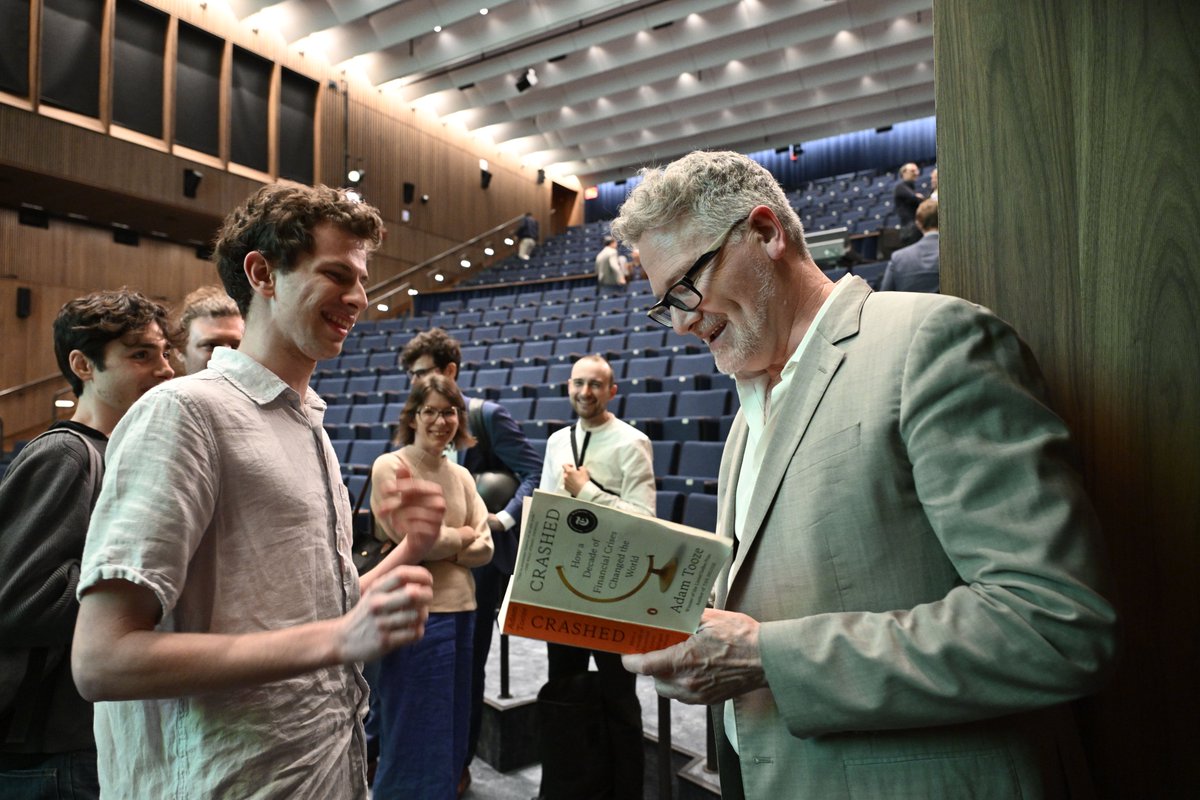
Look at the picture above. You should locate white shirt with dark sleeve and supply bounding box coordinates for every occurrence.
[539,417,655,517]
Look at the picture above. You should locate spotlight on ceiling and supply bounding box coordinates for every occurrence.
[484,246,495,256]
[515,67,538,93]
[347,167,365,186]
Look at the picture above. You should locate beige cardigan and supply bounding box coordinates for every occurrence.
[370,445,492,612]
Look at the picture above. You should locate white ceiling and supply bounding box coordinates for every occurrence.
[229,0,935,186]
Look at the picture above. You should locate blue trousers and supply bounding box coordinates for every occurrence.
[0,750,99,800]
[372,610,475,800]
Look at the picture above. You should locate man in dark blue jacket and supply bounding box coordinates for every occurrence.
[399,328,543,794]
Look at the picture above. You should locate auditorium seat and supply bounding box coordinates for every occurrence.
[681,493,718,532]
[519,340,554,360]
[346,440,389,473]
[500,365,547,399]
[502,397,535,421]
[662,390,729,441]
[348,403,386,425]
[488,342,521,363]
[656,490,683,523]
[624,356,670,393]
[665,353,717,391]
[659,441,723,493]
[454,345,484,366]
[346,375,379,395]
[535,396,574,421]
[345,474,369,509]
[521,419,564,439]
[651,440,679,476]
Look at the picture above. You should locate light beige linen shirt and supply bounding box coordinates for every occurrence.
[79,347,368,800]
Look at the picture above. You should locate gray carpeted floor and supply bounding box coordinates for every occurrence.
[463,631,710,799]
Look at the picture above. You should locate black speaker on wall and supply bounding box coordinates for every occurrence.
[16,287,31,318]
[537,168,546,185]
[183,168,203,198]
[481,170,492,190]
[403,182,415,204]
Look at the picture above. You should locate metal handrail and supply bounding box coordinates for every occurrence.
[1,374,70,451]
[365,215,525,313]
[0,372,64,400]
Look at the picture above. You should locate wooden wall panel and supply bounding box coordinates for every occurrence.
[936,1,1199,796]
[1,206,217,443]
[2,0,561,445]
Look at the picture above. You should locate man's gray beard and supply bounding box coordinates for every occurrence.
[712,262,776,376]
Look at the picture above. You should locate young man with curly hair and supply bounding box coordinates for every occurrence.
[71,185,447,798]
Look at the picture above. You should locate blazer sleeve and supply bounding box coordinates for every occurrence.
[485,403,543,528]
[758,300,1117,737]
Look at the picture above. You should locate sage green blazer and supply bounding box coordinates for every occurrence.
[712,278,1116,800]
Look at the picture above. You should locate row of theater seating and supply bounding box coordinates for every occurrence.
[344,468,719,532]
[317,351,732,402]
[456,163,933,289]
[337,436,725,498]
[322,388,739,445]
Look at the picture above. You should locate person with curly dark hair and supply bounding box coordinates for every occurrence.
[1,288,174,799]
[71,184,445,799]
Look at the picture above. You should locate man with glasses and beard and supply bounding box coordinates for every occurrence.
[612,150,1116,800]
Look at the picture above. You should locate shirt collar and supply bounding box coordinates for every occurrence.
[735,276,850,420]
[208,347,322,411]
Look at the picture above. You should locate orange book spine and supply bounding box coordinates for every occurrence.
[502,600,689,655]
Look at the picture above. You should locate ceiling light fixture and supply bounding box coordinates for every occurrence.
[515,67,538,93]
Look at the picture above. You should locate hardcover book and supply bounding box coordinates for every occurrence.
[499,490,733,654]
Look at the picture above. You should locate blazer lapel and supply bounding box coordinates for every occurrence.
[715,412,749,608]
[727,277,870,590]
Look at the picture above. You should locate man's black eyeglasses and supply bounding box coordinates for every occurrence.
[645,215,747,328]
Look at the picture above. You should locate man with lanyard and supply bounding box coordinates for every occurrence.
[537,353,655,799]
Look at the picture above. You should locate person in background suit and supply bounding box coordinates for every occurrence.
[399,328,542,797]
[514,212,539,261]
[612,150,1117,800]
[880,198,940,292]
[0,289,174,800]
[594,236,627,287]
[893,161,925,246]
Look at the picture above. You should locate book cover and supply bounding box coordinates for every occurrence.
[499,490,733,654]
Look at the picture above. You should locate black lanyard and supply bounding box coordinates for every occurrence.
[568,424,613,495]
[569,424,591,466]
